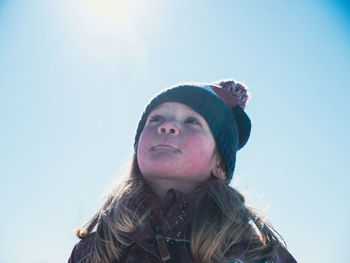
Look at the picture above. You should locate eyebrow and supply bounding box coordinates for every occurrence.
[149,109,206,124]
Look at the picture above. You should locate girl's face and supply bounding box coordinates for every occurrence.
[137,102,221,188]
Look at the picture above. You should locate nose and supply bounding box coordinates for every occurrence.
[157,120,179,135]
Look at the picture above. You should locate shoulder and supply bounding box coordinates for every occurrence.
[68,232,96,263]
[231,243,297,263]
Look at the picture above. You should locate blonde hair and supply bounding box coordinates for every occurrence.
[76,153,284,262]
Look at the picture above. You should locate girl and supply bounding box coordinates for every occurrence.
[68,80,297,263]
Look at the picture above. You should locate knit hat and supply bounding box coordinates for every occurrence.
[134,80,251,182]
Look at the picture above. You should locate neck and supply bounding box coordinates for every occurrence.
[144,177,203,199]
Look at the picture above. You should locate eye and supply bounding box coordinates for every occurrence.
[185,117,201,126]
[148,114,164,123]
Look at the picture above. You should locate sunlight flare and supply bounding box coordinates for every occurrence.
[85,0,133,20]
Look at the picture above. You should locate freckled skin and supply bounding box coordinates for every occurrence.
[137,102,219,193]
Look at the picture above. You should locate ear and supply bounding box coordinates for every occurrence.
[211,161,226,179]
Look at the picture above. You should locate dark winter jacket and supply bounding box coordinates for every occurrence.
[68,189,297,263]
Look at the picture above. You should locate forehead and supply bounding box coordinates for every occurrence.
[151,102,202,116]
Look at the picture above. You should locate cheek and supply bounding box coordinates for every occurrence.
[138,126,154,147]
[137,128,152,164]
[184,133,216,169]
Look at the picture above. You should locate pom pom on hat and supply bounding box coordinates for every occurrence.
[211,79,251,110]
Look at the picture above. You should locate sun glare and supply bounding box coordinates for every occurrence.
[85,0,134,20]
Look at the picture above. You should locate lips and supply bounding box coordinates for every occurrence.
[151,144,181,152]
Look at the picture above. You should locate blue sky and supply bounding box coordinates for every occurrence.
[1,0,349,262]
